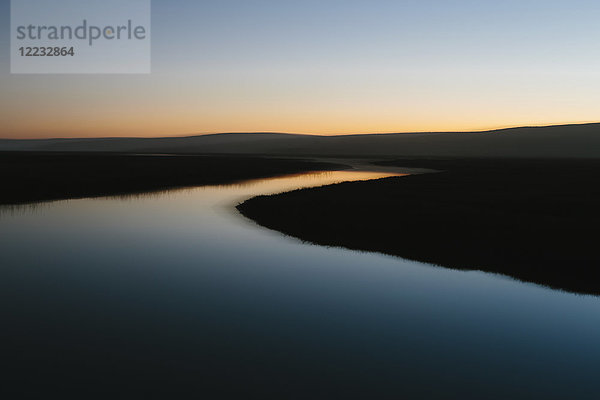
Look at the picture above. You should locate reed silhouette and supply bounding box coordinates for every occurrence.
[0,152,344,205]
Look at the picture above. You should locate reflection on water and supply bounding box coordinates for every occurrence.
[1,171,600,399]
[0,171,402,217]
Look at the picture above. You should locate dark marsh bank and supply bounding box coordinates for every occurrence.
[238,158,600,295]
[0,152,344,205]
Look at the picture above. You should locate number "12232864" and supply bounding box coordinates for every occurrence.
[19,47,75,57]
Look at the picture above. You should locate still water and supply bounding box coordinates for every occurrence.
[1,171,600,399]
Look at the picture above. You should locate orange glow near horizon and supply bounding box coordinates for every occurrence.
[2,71,599,139]
[2,89,599,139]
[2,112,598,139]
[3,60,600,139]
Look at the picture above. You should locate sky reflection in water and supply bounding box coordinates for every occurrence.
[1,171,599,399]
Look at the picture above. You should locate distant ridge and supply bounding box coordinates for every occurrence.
[2,123,600,158]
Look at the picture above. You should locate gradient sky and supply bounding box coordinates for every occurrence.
[1,0,600,138]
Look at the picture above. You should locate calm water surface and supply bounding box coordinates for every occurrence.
[1,171,600,399]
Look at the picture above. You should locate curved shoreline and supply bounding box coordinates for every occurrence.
[238,158,600,296]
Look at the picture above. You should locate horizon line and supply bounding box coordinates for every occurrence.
[2,121,599,141]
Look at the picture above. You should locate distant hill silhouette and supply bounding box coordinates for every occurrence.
[2,123,600,158]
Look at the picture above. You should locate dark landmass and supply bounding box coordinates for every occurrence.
[0,152,344,205]
[238,158,600,295]
[3,123,600,159]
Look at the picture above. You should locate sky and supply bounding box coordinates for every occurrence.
[1,0,600,138]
